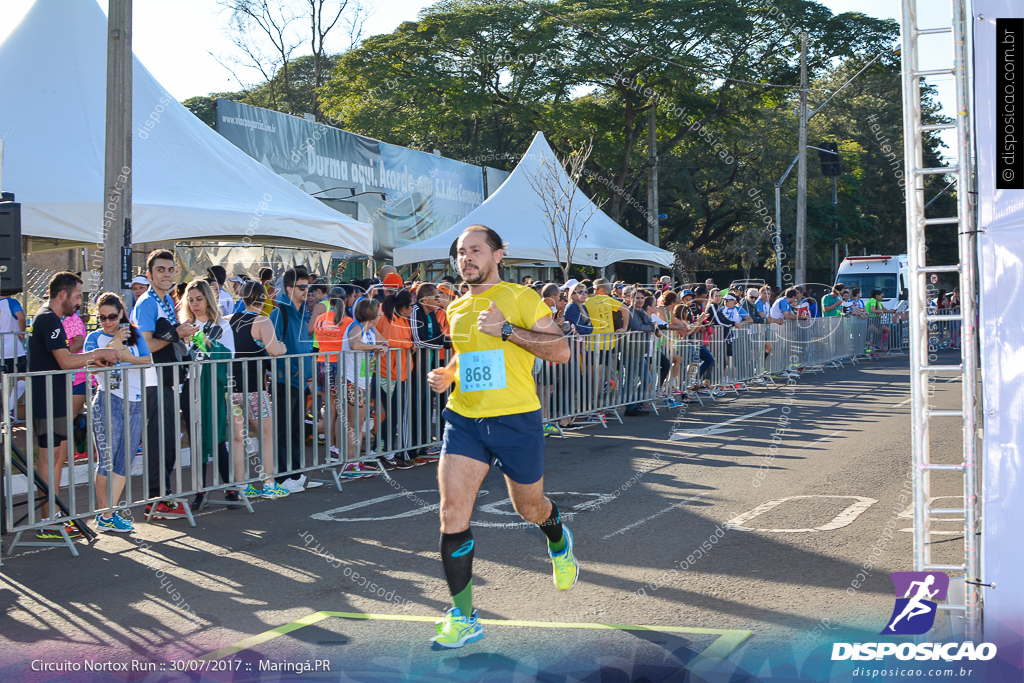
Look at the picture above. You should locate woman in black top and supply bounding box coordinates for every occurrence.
[409,283,449,458]
[228,281,288,499]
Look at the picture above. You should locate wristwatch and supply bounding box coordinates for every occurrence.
[500,321,514,342]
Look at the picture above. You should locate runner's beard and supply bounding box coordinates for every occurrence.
[461,260,495,285]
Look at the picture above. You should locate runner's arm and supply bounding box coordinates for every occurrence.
[307,302,325,335]
[52,346,119,369]
[427,352,458,393]
[255,317,287,356]
[616,304,630,333]
[506,315,570,364]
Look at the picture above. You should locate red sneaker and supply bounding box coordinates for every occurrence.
[145,501,188,519]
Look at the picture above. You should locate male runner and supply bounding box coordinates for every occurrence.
[427,225,574,650]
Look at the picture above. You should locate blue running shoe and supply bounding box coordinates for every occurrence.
[240,484,262,498]
[96,512,134,533]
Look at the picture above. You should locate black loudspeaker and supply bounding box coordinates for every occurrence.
[818,141,841,176]
[0,193,23,296]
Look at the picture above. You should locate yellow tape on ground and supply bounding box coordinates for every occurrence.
[199,611,752,662]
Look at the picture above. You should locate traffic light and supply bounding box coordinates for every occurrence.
[818,141,841,176]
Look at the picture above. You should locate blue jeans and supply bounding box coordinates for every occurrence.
[92,391,142,477]
[699,346,715,380]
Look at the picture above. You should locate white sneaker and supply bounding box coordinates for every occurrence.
[294,473,323,490]
[280,478,305,493]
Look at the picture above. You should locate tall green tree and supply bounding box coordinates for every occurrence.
[318,0,897,267]
[188,0,914,275]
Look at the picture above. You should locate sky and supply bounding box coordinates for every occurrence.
[0,0,957,148]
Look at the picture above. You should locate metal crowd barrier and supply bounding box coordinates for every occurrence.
[927,307,961,349]
[1,314,901,557]
[0,348,454,550]
[535,316,882,423]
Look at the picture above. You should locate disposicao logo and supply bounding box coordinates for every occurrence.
[829,571,997,662]
[881,571,949,635]
[831,642,997,662]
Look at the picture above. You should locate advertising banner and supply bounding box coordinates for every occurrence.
[215,100,483,261]
[374,142,483,261]
[973,1,1024,655]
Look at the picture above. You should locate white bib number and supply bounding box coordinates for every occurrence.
[459,349,507,393]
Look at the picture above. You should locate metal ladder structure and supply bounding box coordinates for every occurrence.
[899,0,982,641]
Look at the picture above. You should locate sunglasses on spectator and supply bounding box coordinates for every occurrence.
[293,284,309,290]
[98,314,122,322]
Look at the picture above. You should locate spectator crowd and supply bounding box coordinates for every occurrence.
[1,255,913,539]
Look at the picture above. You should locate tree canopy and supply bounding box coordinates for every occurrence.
[186,0,945,280]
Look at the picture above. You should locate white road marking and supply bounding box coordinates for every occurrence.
[602,495,707,539]
[800,429,846,449]
[477,492,615,517]
[891,397,912,408]
[311,489,488,522]
[898,496,964,535]
[669,408,776,441]
[724,495,877,533]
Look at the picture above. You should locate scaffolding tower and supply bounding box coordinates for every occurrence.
[899,0,982,641]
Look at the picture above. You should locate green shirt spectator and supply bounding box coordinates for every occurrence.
[822,285,844,317]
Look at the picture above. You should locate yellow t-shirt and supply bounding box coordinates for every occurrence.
[446,281,550,418]
[585,294,624,351]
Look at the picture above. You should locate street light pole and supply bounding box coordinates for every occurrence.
[646,108,659,284]
[795,32,808,287]
[772,47,888,291]
[101,0,132,296]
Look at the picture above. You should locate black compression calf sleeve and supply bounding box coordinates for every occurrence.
[440,529,475,598]
[537,500,564,545]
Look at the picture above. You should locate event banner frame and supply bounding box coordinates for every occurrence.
[974,1,1024,663]
[215,100,483,261]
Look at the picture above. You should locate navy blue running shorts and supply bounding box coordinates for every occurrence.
[441,407,544,485]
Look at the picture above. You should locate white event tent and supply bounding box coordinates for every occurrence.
[0,0,372,254]
[394,132,673,269]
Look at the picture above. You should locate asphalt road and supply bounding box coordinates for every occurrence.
[0,350,974,682]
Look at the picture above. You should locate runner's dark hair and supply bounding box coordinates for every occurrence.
[208,265,227,286]
[382,289,413,322]
[241,280,266,308]
[283,266,309,290]
[330,286,350,326]
[146,249,175,274]
[48,271,83,299]
[462,225,505,258]
[95,291,140,346]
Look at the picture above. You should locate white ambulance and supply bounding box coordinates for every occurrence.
[834,254,909,310]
